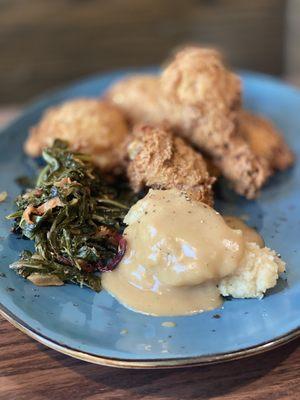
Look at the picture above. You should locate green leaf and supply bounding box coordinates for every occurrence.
[7,140,136,291]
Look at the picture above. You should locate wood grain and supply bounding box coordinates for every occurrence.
[1,317,300,400]
[1,110,300,400]
[0,0,286,103]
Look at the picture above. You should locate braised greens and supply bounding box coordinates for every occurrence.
[7,140,135,291]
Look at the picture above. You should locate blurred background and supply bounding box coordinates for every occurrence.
[0,0,299,104]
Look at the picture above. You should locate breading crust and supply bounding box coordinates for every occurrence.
[107,47,272,198]
[25,99,129,172]
[238,110,294,171]
[127,124,215,205]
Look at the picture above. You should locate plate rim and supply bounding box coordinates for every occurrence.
[1,69,300,368]
[1,303,299,368]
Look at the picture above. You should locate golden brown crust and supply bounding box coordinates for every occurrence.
[107,47,271,198]
[25,99,130,172]
[161,47,271,199]
[213,136,271,199]
[161,47,241,110]
[107,75,165,127]
[238,110,294,171]
[127,125,215,205]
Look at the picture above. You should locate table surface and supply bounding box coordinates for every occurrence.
[1,109,300,400]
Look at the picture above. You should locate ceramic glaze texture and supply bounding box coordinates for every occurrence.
[0,70,299,365]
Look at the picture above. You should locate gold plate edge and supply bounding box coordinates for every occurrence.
[1,306,300,369]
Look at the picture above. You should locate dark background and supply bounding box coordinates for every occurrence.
[0,0,298,104]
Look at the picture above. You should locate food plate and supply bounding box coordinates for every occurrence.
[0,69,299,368]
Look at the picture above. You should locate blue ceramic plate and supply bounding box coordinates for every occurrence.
[0,70,299,368]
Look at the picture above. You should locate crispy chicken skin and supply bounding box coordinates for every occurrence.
[107,75,165,126]
[161,47,240,109]
[238,110,294,171]
[107,47,271,198]
[161,47,271,198]
[25,99,129,172]
[127,125,215,205]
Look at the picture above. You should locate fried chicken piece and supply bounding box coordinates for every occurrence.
[238,110,294,171]
[160,47,271,198]
[25,99,129,172]
[107,75,165,126]
[127,125,215,205]
[107,47,271,198]
[161,47,240,109]
[107,74,220,180]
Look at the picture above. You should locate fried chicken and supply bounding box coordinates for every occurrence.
[25,99,129,172]
[107,47,271,198]
[161,47,240,109]
[162,48,273,198]
[238,110,294,171]
[127,125,215,205]
[107,75,164,126]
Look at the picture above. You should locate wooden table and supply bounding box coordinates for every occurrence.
[1,109,300,400]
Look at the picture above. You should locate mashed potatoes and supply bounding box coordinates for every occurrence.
[102,189,285,315]
[219,242,285,299]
